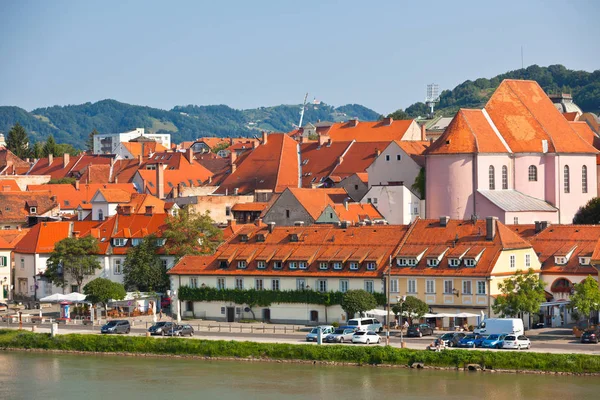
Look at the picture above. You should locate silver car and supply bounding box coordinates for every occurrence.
[305,326,335,342]
[325,327,357,343]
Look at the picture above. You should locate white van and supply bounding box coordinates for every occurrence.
[347,318,383,332]
[474,318,524,337]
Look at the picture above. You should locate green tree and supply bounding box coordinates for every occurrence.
[162,208,223,260]
[45,236,102,293]
[341,289,377,318]
[6,123,30,159]
[387,109,410,120]
[42,134,57,157]
[573,198,600,224]
[55,143,79,156]
[122,235,169,292]
[492,269,546,318]
[211,141,230,154]
[392,296,429,324]
[83,278,126,314]
[31,142,44,159]
[570,276,600,326]
[412,167,425,199]
[86,129,98,152]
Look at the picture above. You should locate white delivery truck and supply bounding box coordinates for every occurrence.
[474,318,524,336]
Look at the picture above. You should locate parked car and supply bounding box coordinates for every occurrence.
[581,329,600,344]
[502,335,531,350]
[325,327,357,343]
[164,324,194,337]
[532,322,545,329]
[347,318,383,333]
[0,302,8,312]
[406,323,434,337]
[439,332,465,347]
[148,321,174,336]
[351,330,381,344]
[101,320,130,334]
[457,334,487,348]
[481,333,507,349]
[306,326,335,342]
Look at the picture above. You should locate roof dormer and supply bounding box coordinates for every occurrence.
[554,244,577,265]
[396,248,427,267]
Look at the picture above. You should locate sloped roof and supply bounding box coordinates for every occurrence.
[14,221,99,254]
[214,133,299,195]
[78,164,111,184]
[332,203,384,222]
[112,159,143,184]
[117,193,166,215]
[478,190,558,212]
[0,191,59,223]
[0,228,29,250]
[28,155,113,179]
[325,120,415,142]
[121,141,167,157]
[92,213,169,255]
[329,141,390,180]
[0,148,31,175]
[28,183,137,209]
[0,179,21,192]
[395,140,430,167]
[299,141,351,187]
[231,202,268,212]
[138,161,214,197]
[168,224,409,277]
[96,188,133,203]
[287,187,348,219]
[569,121,600,149]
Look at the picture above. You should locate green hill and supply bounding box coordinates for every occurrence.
[0,100,381,149]
[392,64,600,119]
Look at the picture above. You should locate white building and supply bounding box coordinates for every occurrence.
[93,128,171,155]
[361,184,423,225]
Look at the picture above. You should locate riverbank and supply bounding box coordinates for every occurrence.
[1,329,600,375]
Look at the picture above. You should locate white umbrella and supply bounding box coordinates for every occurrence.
[364,309,388,316]
[64,292,87,302]
[39,293,65,303]
[454,312,479,318]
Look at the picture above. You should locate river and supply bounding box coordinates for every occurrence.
[0,352,598,399]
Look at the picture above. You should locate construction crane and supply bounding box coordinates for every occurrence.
[298,93,309,128]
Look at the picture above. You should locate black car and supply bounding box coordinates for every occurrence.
[148,321,175,336]
[165,324,194,337]
[439,332,466,347]
[406,323,434,337]
[101,320,130,334]
[581,329,599,344]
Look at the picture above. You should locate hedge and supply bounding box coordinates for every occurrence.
[178,286,387,307]
[1,330,600,374]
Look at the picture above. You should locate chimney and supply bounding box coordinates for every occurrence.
[208,175,212,185]
[534,221,549,233]
[376,148,381,157]
[440,216,449,227]
[172,185,179,199]
[343,197,350,211]
[349,119,359,127]
[48,154,53,165]
[145,205,154,216]
[255,217,263,227]
[231,162,237,173]
[75,180,80,190]
[187,148,194,164]
[262,131,268,145]
[383,117,393,126]
[63,153,70,167]
[156,163,165,199]
[486,216,497,240]
[72,231,80,239]
[318,134,330,146]
[231,151,238,165]
[268,221,276,233]
[138,155,143,166]
[421,124,427,141]
[110,157,115,167]
[234,188,239,195]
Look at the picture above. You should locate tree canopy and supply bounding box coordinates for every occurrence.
[42,134,57,157]
[6,123,30,159]
[573,198,600,224]
[45,236,102,293]
[392,296,429,323]
[162,208,223,260]
[492,269,546,317]
[570,276,600,325]
[341,289,377,318]
[122,235,169,293]
[83,278,126,310]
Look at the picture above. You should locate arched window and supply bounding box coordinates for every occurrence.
[551,278,573,293]
[528,165,537,181]
[488,166,495,190]
[502,165,508,189]
[564,165,570,193]
[582,165,588,194]
[98,209,104,221]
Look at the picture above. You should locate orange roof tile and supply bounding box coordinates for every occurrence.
[96,188,133,203]
[231,202,268,212]
[287,187,348,219]
[28,183,137,209]
[117,193,166,215]
[0,228,29,250]
[329,141,390,180]
[395,140,430,167]
[14,221,99,254]
[28,155,113,180]
[325,119,415,142]
[332,203,383,222]
[0,191,59,223]
[569,121,600,149]
[0,179,21,192]
[121,141,167,157]
[563,112,579,122]
[299,141,351,187]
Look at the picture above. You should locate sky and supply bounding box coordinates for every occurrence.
[0,0,598,115]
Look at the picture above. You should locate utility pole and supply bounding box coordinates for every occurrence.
[386,255,391,346]
[298,93,308,129]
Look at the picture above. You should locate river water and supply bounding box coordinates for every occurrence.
[0,352,598,400]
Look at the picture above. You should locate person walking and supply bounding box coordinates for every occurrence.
[159,309,163,320]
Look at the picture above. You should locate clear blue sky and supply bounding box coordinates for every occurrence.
[0,0,598,115]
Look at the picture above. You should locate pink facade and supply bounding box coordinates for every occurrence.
[426,154,474,219]
[554,154,597,224]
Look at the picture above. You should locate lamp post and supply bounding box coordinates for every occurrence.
[397,295,406,348]
[167,289,180,324]
[386,256,392,346]
[306,285,310,326]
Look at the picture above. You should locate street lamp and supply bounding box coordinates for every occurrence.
[306,285,311,326]
[397,295,406,348]
[167,289,180,323]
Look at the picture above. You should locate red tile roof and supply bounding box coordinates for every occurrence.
[27,183,137,209]
[563,112,579,122]
[214,133,300,195]
[395,140,430,167]
[169,224,409,277]
[117,193,167,215]
[286,187,348,219]
[329,141,390,180]
[96,188,133,203]
[0,179,21,192]
[325,120,415,142]
[569,121,600,149]
[299,141,351,187]
[14,221,99,254]
[121,141,167,157]
[28,155,113,180]
[0,148,31,175]
[0,191,59,223]
[332,203,383,222]
[0,228,29,250]
[231,202,268,212]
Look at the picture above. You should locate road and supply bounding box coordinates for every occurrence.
[6,322,600,355]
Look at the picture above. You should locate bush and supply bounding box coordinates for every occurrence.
[2,330,600,373]
[331,322,339,328]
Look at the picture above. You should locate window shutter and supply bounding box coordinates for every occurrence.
[1,256,6,267]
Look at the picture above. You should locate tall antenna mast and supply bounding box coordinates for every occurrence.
[298,92,308,128]
[425,84,440,117]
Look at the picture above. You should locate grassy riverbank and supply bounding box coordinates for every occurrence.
[1,329,599,374]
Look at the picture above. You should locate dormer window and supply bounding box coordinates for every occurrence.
[449,258,461,267]
[237,261,247,269]
[299,262,307,269]
[113,238,127,247]
[349,262,359,270]
[555,257,567,265]
[333,262,342,270]
[407,259,417,267]
[427,259,439,267]
[257,261,266,269]
[131,239,141,247]
[464,259,476,267]
[397,258,408,266]
[273,261,283,270]
[289,262,297,269]
[256,234,265,242]
[579,257,590,266]
[319,262,328,270]
[240,234,249,243]
[219,260,228,269]
[290,233,299,242]
[29,207,37,214]
[155,238,166,247]
[366,262,376,270]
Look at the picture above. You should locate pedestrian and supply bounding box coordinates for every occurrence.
[159,309,163,320]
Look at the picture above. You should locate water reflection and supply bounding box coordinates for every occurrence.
[0,352,598,400]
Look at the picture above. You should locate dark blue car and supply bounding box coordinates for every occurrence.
[458,334,487,348]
